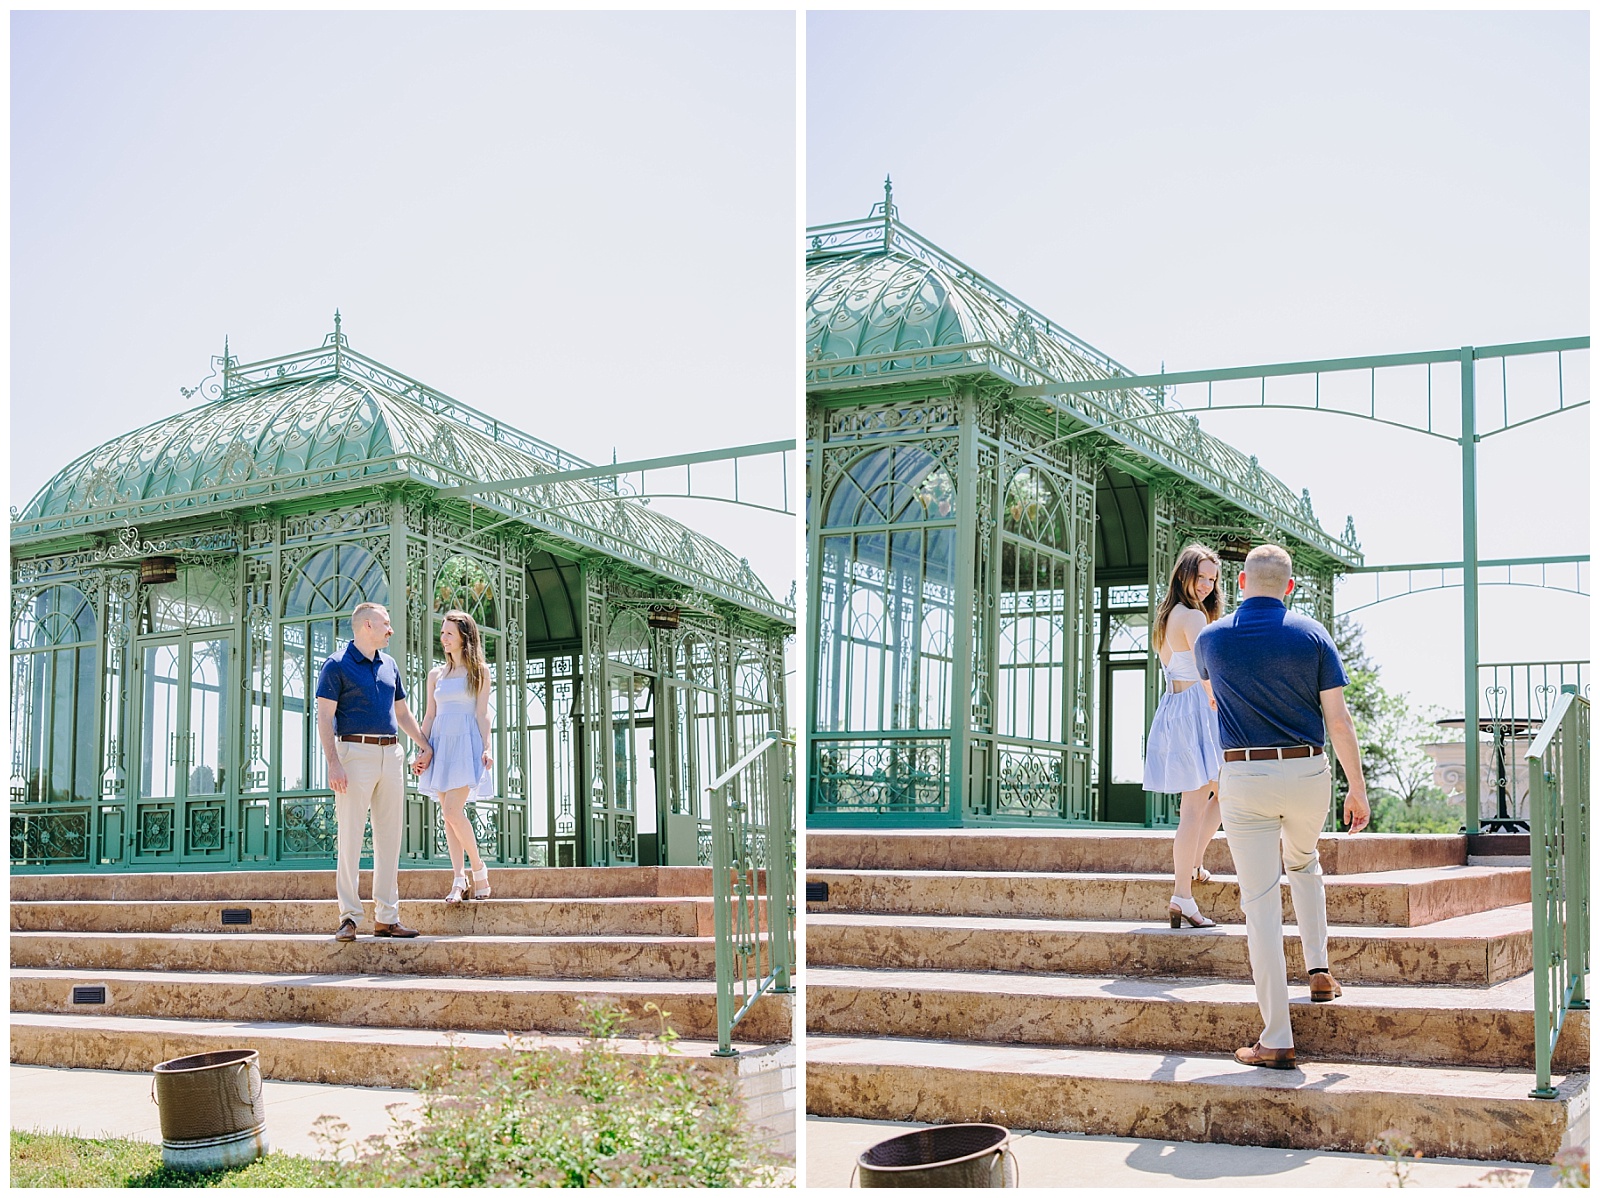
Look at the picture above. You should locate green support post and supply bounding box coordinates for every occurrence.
[710,766,737,1057]
[766,733,793,994]
[1460,348,1480,835]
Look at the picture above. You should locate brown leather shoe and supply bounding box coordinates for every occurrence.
[373,920,419,938]
[1309,972,1343,1002]
[1235,1042,1297,1070]
[334,918,358,942]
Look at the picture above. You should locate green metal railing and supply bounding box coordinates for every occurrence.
[708,729,795,1056]
[1527,686,1589,1098]
[1476,661,1590,833]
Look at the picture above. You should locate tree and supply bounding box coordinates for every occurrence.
[1333,614,1451,810]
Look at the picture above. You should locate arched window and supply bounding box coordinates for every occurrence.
[996,466,1085,746]
[434,555,498,630]
[607,609,652,671]
[277,543,387,793]
[11,584,99,803]
[824,445,955,528]
[282,543,388,618]
[1003,466,1070,550]
[816,444,957,734]
[143,562,234,632]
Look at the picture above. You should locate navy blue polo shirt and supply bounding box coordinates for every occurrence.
[315,641,407,736]
[1193,596,1348,751]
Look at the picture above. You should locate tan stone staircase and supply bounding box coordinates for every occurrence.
[11,866,794,1156]
[805,829,1588,1164]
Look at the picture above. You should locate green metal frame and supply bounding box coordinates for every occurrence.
[708,729,795,1056]
[12,323,794,875]
[1526,686,1589,1098]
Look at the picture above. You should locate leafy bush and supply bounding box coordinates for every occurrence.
[316,1002,782,1188]
[1367,788,1461,834]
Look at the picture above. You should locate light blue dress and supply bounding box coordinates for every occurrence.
[417,673,489,797]
[1142,649,1223,794]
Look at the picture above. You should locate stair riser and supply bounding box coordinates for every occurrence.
[805,832,1465,876]
[10,976,792,1045]
[10,899,724,938]
[9,1021,785,1105]
[804,1060,1572,1163]
[806,987,1590,1071]
[807,872,1529,928]
[806,925,1532,986]
[9,867,721,903]
[11,934,724,980]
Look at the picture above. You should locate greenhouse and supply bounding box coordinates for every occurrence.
[11,319,792,872]
[805,189,1363,827]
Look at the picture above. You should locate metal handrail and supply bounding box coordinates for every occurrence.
[708,729,795,1056]
[1526,686,1590,1098]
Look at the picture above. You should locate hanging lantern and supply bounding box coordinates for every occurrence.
[140,557,179,585]
[1218,537,1252,563]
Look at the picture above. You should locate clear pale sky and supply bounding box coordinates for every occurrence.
[11,11,797,609]
[810,10,1589,717]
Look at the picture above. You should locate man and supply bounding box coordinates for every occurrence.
[1193,544,1371,1069]
[315,601,433,941]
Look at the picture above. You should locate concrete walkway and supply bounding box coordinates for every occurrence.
[807,1116,1571,1188]
[10,1064,422,1161]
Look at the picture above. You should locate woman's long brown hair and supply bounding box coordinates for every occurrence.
[1153,544,1224,651]
[440,609,489,696]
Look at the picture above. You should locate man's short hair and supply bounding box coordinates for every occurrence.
[351,602,389,629]
[1243,544,1293,591]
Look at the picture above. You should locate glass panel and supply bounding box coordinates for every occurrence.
[824,445,955,528]
[188,639,228,795]
[282,543,388,618]
[435,556,498,630]
[11,653,38,800]
[279,624,308,791]
[141,643,181,799]
[1111,668,1148,784]
[75,646,98,800]
[147,564,233,632]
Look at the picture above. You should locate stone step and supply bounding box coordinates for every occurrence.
[804,1035,1584,1164]
[10,929,758,981]
[806,905,1533,986]
[806,866,1529,928]
[9,866,721,904]
[10,1010,790,1091]
[11,968,792,1044]
[807,967,1589,1071]
[10,896,751,939]
[806,829,1464,876]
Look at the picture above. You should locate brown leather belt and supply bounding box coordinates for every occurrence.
[1223,745,1324,762]
[339,734,397,745]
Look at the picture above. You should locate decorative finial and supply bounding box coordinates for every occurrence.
[334,309,342,338]
[882,174,895,252]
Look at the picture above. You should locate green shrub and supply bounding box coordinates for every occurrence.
[1367,788,1461,834]
[316,1001,783,1188]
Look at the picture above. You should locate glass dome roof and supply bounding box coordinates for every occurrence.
[15,339,780,619]
[806,207,1360,568]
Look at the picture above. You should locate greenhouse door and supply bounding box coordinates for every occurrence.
[134,634,232,865]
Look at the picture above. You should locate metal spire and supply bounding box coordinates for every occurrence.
[882,174,894,252]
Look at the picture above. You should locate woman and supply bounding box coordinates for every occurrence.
[414,609,495,902]
[1143,544,1226,929]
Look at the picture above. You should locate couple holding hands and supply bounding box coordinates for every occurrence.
[315,602,497,943]
[1144,542,1372,1069]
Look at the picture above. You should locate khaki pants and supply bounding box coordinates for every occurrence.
[334,740,405,925]
[1218,753,1333,1050]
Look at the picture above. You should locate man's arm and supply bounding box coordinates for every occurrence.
[316,697,348,794]
[395,699,432,769]
[1320,687,1370,832]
